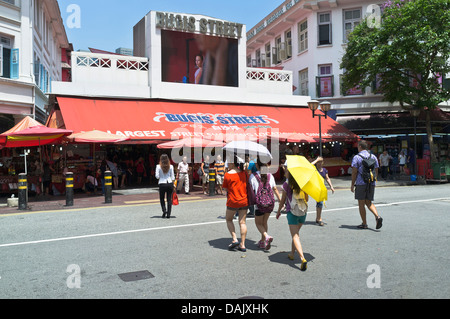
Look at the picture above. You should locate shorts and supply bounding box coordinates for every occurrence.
[216,174,224,185]
[255,209,272,217]
[202,173,209,184]
[286,211,307,225]
[227,206,248,212]
[355,184,375,201]
[316,201,324,208]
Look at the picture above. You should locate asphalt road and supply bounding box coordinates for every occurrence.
[0,183,449,301]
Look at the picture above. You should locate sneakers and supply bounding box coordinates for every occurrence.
[257,240,265,249]
[264,236,273,251]
[376,216,383,229]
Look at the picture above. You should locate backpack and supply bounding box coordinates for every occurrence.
[357,153,377,184]
[290,190,309,217]
[254,174,275,213]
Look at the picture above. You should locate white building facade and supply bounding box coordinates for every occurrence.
[49,10,360,147]
[246,0,450,121]
[0,0,69,127]
[53,10,308,108]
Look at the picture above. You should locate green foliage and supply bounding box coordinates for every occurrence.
[340,0,450,110]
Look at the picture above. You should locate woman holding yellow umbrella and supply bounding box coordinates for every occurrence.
[276,155,328,271]
[276,170,309,271]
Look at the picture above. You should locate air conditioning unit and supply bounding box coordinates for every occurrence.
[287,44,292,58]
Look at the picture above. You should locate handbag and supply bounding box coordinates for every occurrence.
[172,191,179,206]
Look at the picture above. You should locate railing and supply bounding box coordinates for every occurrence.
[246,68,292,83]
[246,67,293,95]
[70,51,149,88]
[74,52,149,72]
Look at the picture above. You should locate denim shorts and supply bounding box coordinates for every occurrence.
[286,211,307,225]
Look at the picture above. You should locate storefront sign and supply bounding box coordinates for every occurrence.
[155,12,244,39]
[153,112,279,125]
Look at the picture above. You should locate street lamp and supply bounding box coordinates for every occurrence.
[308,100,332,157]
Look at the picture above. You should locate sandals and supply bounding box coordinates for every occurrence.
[228,241,239,250]
[357,217,383,230]
[316,220,324,226]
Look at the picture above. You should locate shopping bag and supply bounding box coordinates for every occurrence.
[172,192,179,206]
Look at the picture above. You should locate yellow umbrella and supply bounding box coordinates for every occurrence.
[286,155,328,203]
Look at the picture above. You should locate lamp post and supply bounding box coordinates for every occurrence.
[308,100,332,157]
[410,107,421,176]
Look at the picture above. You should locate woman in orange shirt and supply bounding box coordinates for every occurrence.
[222,156,248,252]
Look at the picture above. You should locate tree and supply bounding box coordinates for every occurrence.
[340,0,450,163]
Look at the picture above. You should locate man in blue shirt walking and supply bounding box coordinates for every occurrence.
[351,140,383,230]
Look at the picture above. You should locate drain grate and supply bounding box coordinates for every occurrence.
[118,270,155,282]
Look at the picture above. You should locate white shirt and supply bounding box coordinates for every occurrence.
[156,165,175,184]
[178,162,189,174]
[249,171,276,194]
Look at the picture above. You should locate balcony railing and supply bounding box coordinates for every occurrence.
[74,52,149,72]
[246,67,293,95]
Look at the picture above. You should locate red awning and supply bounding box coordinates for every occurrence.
[52,97,359,143]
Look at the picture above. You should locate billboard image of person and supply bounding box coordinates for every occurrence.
[161,29,238,87]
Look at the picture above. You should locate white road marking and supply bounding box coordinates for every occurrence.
[0,197,448,249]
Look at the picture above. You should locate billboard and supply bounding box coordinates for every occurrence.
[157,12,241,87]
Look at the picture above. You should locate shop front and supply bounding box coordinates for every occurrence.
[45,96,359,182]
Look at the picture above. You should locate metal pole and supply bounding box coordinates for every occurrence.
[319,115,323,158]
[104,171,113,204]
[209,171,216,197]
[65,172,74,207]
[414,116,418,176]
[18,173,28,210]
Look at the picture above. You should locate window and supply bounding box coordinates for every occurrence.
[34,0,41,32]
[298,20,308,53]
[274,36,282,64]
[247,55,251,67]
[319,64,332,76]
[1,0,15,5]
[299,69,309,96]
[256,49,261,68]
[11,48,18,79]
[318,12,332,45]
[34,52,40,86]
[343,9,361,42]
[0,36,18,79]
[316,64,334,97]
[265,43,271,67]
[285,29,292,59]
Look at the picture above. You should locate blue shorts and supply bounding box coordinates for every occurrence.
[286,211,307,225]
[316,201,324,208]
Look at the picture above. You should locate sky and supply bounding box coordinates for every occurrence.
[56,0,280,52]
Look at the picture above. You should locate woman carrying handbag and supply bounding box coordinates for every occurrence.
[155,154,175,219]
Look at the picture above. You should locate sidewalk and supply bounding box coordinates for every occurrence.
[330,174,424,190]
[0,184,209,215]
[0,174,429,215]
